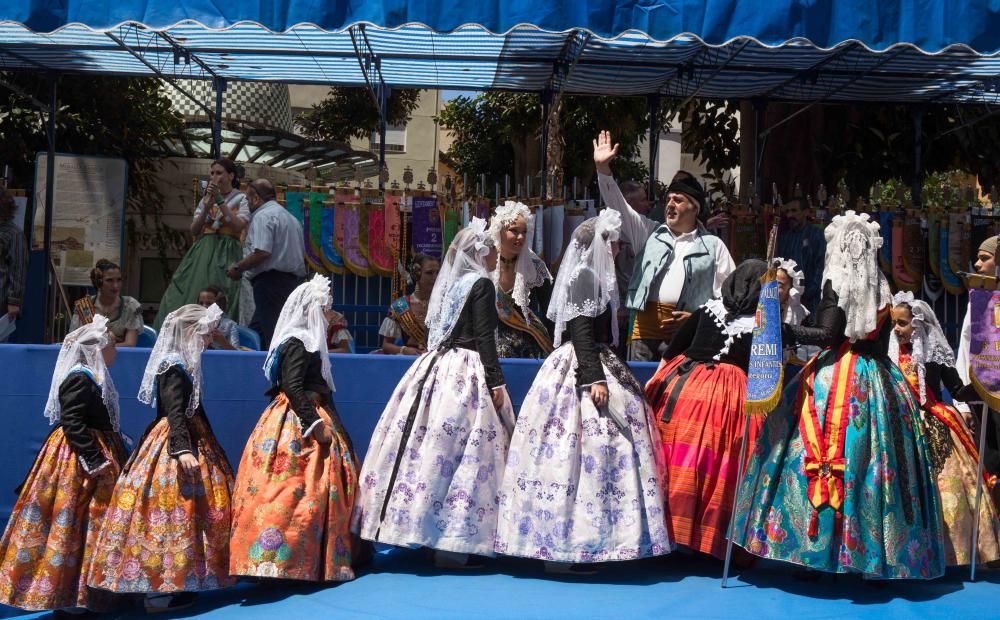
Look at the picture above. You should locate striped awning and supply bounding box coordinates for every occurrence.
[2,2,1000,103]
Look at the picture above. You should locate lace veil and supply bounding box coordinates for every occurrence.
[44,314,119,430]
[137,303,222,416]
[888,290,956,404]
[488,201,552,321]
[822,210,890,342]
[264,274,335,391]
[427,217,492,350]
[547,209,622,348]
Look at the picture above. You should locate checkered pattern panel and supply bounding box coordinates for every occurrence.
[167,79,293,131]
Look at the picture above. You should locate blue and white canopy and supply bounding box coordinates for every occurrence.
[2,1,1000,102]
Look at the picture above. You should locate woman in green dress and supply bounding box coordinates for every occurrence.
[154,158,248,330]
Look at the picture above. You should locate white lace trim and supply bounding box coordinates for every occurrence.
[702,298,756,362]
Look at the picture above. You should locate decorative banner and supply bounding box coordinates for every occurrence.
[475,199,491,221]
[384,191,402,251]
[308,191,332,273]
[544,203,565,269]
[746,277,784,415]
[967,276,1000,411]
[731,210,766,264]
[334,196,371,276]
[531,204,545,260]
[971,206,994,255]
[364,189,394,277]
[321,196,346,274]
[442,205,460,256]
[949,211,972,276]
[411,194,442,258]
[927,210,942,278]
[891,218,919,292]
[940,217,965,295]
[878,210,894,275]
[902,210,925,283]
[285,186,305,223]
[300,200,326,274]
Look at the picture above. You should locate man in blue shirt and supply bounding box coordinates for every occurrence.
[775,198,826,313]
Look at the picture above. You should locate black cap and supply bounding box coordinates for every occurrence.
[666,176,708,219]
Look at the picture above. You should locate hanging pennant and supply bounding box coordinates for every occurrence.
[364,189,394,277]
[902,209,925,283]
[285,185,306,223]
[321,194,346,274]
[940,217,965,296]
[544,202,564,270]
[949,211,973,276]
[891,218,919,292]
[385,190,402,251]
[307,190,330,273]
[336,194,372,277]
[878,209,894,275]
[530,202,545,260]
[475,199,491,221]
[746,225,784,415]
[441,204,460,256]
[301,198,327,274]
[411,193,442,259]
[927,209,942,278]
[966,273,1000,410]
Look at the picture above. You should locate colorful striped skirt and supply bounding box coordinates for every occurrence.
[645,355,759,559]
[0,428,125,611]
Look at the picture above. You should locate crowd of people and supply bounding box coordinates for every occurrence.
[2,133,1000,615]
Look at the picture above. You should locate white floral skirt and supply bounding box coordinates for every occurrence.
[352,348,515,556]
[495,343,672,562]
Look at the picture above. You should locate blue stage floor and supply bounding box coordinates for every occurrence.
[1,548,995,619]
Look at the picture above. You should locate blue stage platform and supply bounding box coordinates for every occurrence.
[0,345,995,619]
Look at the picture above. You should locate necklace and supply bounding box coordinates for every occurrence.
[499,255,517,268]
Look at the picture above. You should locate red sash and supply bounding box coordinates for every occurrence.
[798,340,857,537]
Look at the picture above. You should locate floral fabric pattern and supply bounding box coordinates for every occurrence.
[230,394,364,581]
[0,428,124,611]
[88,415,236,593]
[734,348,946,579]
[353,348,515,555]
[495,343,671,562]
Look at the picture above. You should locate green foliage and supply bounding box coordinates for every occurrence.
[297,87,422,141]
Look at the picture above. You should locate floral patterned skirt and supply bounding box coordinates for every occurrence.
[352,348,516,556]
[88,415,236,593]
[495,344,671,562]
[646,356,760,559]
[921,401,1000,566]
[230,393,364,582]
[0,428,125,611]
[734,349,946,579]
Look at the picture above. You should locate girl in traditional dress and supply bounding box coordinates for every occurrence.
[488,201,554,358]
[380,253,439,355]
[353,218,515,568]
[890,292,1000,566]
[734,211,945,579]
[0,316,125,614]
[643,259,767,560]
[495,210,671,571]
[154,158,248,330]
[230,274,366,582]
[89,304,236,611]
[70,259,143,347]
[775,257,819,369]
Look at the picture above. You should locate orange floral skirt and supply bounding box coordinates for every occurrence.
[87,415,236,593]
[0,427,125,611]
[230,393,364,582]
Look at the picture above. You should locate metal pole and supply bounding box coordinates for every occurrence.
[378,84,389,192]
[721,410,753,588]
[648,94,660,203]
[970,402,990,581]
[753,100,767,192]
[43,75,57,343]
[211,77,226,160]
[540,90,551,200]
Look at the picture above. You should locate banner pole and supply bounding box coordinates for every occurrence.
[970,402,989,582]
[721,411,753,588]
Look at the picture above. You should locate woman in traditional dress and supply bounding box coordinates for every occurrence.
[89,304,235,612]
[353,218,515,568]
[890,291,1000,566]
[154,158,248,330]
[70,259,143,347]
[642,259,767,560]
[380,253,439,355]
[775,257,819,370]
[488,201,554,358]
[734,211,945,579]
[230,274,366,582]
[495,210,671,571]
[0,316,125,614]
[326,309,354,353]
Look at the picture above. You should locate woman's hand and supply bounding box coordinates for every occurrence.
[177,453,199,478]
[590,383,609,408]
[491,387,506,410]
[312,422,333,445]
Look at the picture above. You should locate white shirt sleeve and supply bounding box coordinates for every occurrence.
[249,212,277,254]
[379,317,402,339]
[235,196,251,223]
[954,309,972,413]
[192,197,207,220]
[597,172,657,255]
[712,240,737,297]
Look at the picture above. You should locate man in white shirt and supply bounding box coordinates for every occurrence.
[594,131,735,361]
[226,178,307,348]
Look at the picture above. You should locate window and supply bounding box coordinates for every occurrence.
[370,123,406,153]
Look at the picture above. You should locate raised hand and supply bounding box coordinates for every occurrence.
[592,130,620,174]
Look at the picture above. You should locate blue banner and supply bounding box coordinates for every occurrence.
[746,278,784,415]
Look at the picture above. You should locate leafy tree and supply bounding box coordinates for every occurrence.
[297,87,421,142]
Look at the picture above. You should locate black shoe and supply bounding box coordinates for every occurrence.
[144,591,198,614]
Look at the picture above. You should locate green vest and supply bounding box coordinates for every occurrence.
[626,226,722,312]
